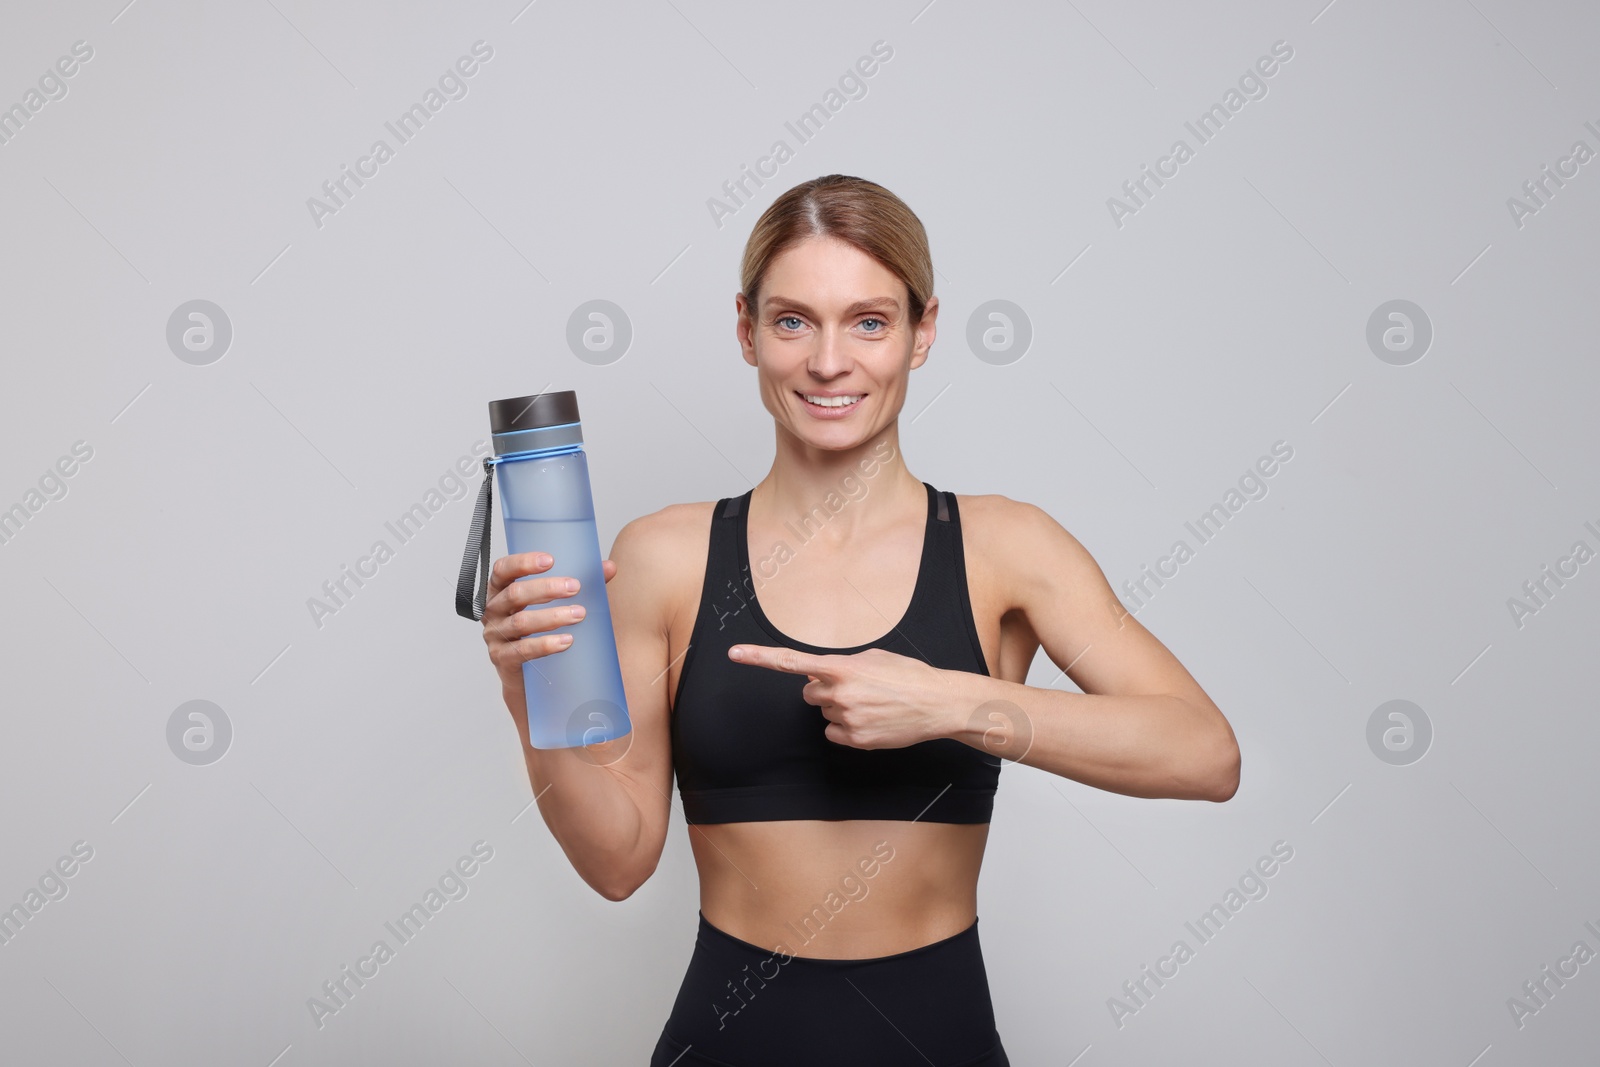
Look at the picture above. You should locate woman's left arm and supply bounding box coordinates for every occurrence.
[943,497,1240,802]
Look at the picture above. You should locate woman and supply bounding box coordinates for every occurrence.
[479,174,1240,1065]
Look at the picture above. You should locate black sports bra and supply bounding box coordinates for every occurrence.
[669,481,1000,825]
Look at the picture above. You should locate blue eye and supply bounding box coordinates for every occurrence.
[860,317,885,332]
[777,315,803,330]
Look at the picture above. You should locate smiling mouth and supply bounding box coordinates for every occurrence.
[797,391,864,410]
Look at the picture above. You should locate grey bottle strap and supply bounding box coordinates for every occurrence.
[455,457,494,621]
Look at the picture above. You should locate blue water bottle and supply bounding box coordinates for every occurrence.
[455,390,632,750]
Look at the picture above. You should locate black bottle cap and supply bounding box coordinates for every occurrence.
[488,390,580,435]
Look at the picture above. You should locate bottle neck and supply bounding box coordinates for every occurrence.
[491,441,583,465]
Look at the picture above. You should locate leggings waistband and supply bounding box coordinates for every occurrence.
[651,909,1007,1066]
[695,909,981,967]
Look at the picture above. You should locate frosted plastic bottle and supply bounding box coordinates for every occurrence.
[462,390,631,750]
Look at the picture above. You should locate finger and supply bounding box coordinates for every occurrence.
[811,694,841,720]
[489,602,586,644]
[490,573,578,617]
[602,558,617,582]
[488,551,553,598]
[482,600,538,647]
[492,631,574,669]
[728,644,839,679]
[800,676,836,704]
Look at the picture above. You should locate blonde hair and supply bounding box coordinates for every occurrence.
[739,174,934,325]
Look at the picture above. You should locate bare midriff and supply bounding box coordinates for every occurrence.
[689,818,989,959]
[665,490,1021,962]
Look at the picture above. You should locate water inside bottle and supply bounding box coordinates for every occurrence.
[504,516,629,748]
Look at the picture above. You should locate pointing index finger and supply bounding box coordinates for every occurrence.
[729,644,838,678]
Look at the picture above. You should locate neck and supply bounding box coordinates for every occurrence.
[752,422,924,542]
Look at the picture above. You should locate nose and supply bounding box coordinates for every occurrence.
[808,323,853,378]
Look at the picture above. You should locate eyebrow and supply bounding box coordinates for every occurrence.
[762,295,901,318]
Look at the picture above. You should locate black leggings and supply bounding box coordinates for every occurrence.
[649,910,1009,1066]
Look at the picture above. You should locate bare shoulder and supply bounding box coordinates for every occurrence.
[953,492,1100,604]
[607,498,719,631]
[612,498,717,548]
[954,491,1085,552]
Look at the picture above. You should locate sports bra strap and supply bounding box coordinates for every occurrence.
[718,485,950,521]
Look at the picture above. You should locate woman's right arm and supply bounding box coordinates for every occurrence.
[481,510,679,901]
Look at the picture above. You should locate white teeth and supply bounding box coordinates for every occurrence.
[801,393,862,407]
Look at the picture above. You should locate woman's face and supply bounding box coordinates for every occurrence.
[737,235,937,449]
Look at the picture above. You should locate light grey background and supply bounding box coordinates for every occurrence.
[2,0,1597,1064]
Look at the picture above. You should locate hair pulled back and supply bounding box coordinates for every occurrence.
[739,174,934,325]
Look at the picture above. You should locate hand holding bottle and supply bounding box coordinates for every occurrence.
[481,550,617,724]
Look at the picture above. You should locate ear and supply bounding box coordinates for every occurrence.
[910,294,938,370]
[736,292,758,368]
